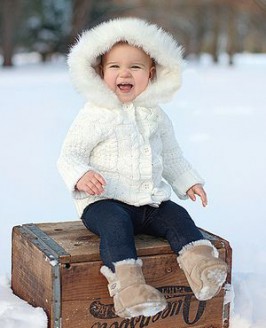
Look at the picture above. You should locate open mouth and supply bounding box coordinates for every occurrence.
[117,83,133,92]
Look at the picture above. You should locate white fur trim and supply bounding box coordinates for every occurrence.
[100,259,143,297]
[114,258,143,267]
[68,17,184,108]
[100,265,116,281]
[178,239,219,258]
[100,266,120,296]
[100,258,143,280]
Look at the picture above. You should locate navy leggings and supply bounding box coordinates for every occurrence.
[81,199,203,272]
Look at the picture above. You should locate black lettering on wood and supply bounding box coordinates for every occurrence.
[182,294,206,325]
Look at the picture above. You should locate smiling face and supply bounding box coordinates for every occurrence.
[101,43,155,103]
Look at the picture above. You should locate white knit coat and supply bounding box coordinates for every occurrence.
[57,18,204,216]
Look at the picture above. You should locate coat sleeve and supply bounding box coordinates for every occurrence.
[57,107,103,199]
[159,109,204,199]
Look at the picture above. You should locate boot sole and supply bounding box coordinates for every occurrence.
[116,300,167,318]
[196,264,228,300]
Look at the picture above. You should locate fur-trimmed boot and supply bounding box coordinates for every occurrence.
[177,240,228,301]
[100,259,167,318]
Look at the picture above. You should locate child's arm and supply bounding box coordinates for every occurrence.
[159,108,206,205]
[57,108,104,198]
[186,184,208,207]
[76,170,106,195]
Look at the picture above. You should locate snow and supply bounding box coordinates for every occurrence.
[0,53,266,327]
[0,276,47,328]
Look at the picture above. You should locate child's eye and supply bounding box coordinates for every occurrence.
[131,65,141,69]
[110,64,119,68]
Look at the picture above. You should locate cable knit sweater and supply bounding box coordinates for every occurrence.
[57,18,204,216]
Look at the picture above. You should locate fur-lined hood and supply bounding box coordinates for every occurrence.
[68,17,184,109]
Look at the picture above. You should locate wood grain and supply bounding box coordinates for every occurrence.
[12,221,232,328]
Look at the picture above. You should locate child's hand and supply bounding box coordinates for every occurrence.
[76,170,106,195]
[186,184,208,207]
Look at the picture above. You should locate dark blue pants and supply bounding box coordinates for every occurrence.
[81,199,203,272]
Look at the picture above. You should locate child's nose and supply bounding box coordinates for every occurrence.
[119,68,131,77]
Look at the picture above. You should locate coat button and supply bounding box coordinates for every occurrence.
[142,146,151,155]
[123,103,133,110]
[141,182,152,191]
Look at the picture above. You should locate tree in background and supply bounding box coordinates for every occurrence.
[69,0,94,46]
[68,0,136,46]
[119,0,266,64]
[1,0,266,67]
[18,0,72,61]
[1,0,21,66]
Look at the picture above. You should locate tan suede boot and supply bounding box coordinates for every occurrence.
[100,259,167,318]
[177,240,228,301]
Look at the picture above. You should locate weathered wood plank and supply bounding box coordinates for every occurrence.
[61,254,227,328]
[36,221,229,263]
[12,221,232,328]
[11,226,55,325]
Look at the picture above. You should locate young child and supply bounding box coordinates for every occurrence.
[57,17,227,319]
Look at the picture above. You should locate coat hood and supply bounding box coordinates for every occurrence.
[68,17,184,109]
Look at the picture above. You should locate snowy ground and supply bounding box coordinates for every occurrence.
[0,53,266,327]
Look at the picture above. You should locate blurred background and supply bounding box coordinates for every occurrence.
[1,0,266,67]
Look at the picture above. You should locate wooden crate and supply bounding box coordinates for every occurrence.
[11,221,232,328]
